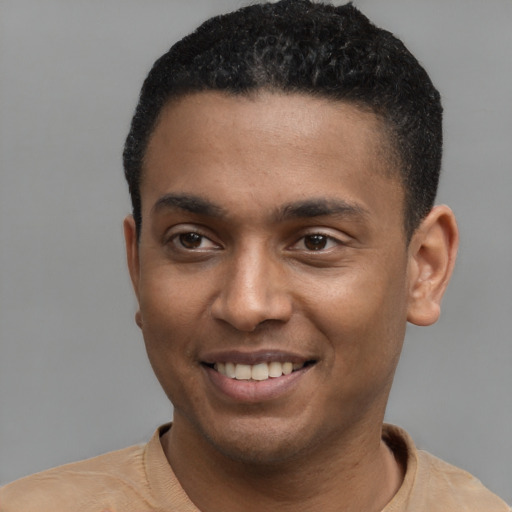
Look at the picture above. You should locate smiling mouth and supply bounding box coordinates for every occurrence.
[204,360,316,381]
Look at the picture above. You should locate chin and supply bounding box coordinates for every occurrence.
[209,434,304,466]
[196,416,325,466]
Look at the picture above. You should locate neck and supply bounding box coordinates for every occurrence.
[163,419,404,512]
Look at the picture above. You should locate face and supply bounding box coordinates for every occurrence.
[126,91,415,464]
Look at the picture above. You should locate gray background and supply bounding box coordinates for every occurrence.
[1,0,510,504]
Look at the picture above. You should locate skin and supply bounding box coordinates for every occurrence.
[124,91,458,511]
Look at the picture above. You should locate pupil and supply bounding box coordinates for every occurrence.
[180,233,201,248]
[305,234,327,250]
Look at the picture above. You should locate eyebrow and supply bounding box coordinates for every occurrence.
[277,198,369,221]
[151,193,368,222]
[152,193,225,217]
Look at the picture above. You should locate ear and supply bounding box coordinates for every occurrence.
[123,215,141,306]
[406,205,459,326]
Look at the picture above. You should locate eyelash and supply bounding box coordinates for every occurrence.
[292,233,341,252]
[166,229,344,253]
[167,230,220,251]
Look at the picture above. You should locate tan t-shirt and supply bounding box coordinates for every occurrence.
[1,424,509,511]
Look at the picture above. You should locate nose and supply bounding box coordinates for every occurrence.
[211,245,293,332]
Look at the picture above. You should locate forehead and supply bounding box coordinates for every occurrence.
[141,91,404,230]
[151,91,390,147]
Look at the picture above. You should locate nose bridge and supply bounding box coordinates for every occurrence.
[211,239,292,331]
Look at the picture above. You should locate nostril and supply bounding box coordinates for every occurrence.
[211,287,293,332]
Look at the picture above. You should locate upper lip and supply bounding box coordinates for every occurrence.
[200,349,316,366]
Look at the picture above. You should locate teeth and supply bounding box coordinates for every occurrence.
[282,362,293,375]
[235,364,252,380]
[268,361,283,378]
[214,361,305,381]
[251,363,269,381]
[225,362,236,378]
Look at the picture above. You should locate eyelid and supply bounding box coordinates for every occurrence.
[163,224,222,249]
[288,229,350,251]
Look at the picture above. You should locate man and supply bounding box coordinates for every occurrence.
[1,1,509,510]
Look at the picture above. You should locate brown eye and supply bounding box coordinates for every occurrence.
[179,232,203,249]
[303,234,329,251]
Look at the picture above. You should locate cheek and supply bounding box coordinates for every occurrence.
[140,310,200,411]
[138,276,203,386]
[307,259,408,362]
[140,267,207,330]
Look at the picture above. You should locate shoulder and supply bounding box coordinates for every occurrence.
[383,424,510,512]
[0,444,148,512]
[416,450,511,511]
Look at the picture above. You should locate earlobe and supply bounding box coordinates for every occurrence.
[123,215,141,304]
[135,310,143,329]
[406,205,459,326]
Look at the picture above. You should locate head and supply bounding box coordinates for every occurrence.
[123,0,443,243]
[122,0,457,468]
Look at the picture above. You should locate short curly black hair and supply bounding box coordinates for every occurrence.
[123,0,442,241]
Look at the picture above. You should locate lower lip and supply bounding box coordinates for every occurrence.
[203,365,312,403]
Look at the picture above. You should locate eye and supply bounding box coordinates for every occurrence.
[294,233,339,251]
[172,232,219,250]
